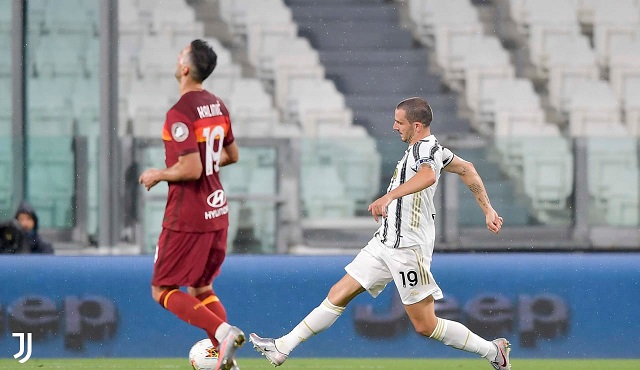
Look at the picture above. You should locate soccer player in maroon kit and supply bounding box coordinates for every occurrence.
[139,39,244,370]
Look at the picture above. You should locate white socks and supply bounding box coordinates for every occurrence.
[430,318,497,360]
[214,322,232,343]
[275,298,345,354]
[272,301,497,362]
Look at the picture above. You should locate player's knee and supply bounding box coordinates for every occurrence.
[412,319,438,337]
[151,287,162,302]
[151,285,176,303]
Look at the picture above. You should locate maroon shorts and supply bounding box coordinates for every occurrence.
[152,228,228,288]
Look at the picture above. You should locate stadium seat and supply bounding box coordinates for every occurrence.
[623,78,640,136]
[409,0,480,47]
[273,62,324,110]
[546,36,599,111]
[494,127,565,179]
[27,77,75,136]
[142,145,167,171]
[27,135,75,229]
[301,162,354,219]
[437,35,508,87]
[522,139,574,213]
[201,39,243,100]
[592,0,640,67]
[565,80,624,136]
[42,0,97,36]
[247,165,277,252]
[136,37,180,80]
[28,138,75,186]
[498,134,570,177]
[286,79,352,135]
[434,24,483,75]
[605,189,639,225]
[587,137,639,226]
[509,0,578,37]
[225,78,280,138]
[127,80,178,137]
[258,36,319,84]
[303,125,381,209]
[118,0,149,34]
[118,0,148,58]
[31,34,89,78]
[220,156,252,196]
[246,21,297,70]
[604,178,639,226]
[228,0,293,45]
[140,0,199,36]
[221,147,279,251]
[493,110,555,138]
[472,78,541,129]
[528,24,581,78]
[27,195,74,229]
[608,39,640,104]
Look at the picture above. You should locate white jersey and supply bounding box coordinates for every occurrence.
[374,135,454,251]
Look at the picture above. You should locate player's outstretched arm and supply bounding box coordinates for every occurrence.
[443,156,503,234]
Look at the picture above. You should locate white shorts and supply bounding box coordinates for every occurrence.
[345,237,443,305]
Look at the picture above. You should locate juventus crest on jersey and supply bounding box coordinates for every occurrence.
[375,135,454,251]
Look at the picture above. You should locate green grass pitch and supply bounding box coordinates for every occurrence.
[2,358,639,370]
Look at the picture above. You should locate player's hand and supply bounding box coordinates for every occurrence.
[139,168,162,191]
[368,194,393,223]
[486,208,503,234]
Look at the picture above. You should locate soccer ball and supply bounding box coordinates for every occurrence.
[189,338,219,370]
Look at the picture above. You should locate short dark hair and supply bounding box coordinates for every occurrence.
[396,97,433,127]
[188,39,217,82]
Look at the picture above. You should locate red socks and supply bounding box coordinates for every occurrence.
[158,289,228,347]
[196,290,227,322]
[158,289,224,343]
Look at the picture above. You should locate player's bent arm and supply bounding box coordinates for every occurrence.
[387,165,436,200]
[368,165,435,221]
[159,151,203,182]
[443,156,494,215]
[219,141,239,167]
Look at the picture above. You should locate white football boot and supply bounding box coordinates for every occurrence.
[249,333,288,367]
[216,326,245,370]
[489,338,512,370]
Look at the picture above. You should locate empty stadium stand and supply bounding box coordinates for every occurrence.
[490,0,638,226]
[3,0,639,252]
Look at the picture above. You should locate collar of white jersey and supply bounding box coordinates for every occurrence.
[407,134,436,149]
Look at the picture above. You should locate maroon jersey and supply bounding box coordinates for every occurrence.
[161,90,234,232]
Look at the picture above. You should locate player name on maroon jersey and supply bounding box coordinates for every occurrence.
[196,101,223,119]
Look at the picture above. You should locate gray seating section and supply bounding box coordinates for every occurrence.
[287,0,474,197]
[287,0,471,132]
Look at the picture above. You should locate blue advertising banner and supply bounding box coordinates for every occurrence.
[0,253,639,360]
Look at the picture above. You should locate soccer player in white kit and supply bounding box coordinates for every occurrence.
[250,97,511,369]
